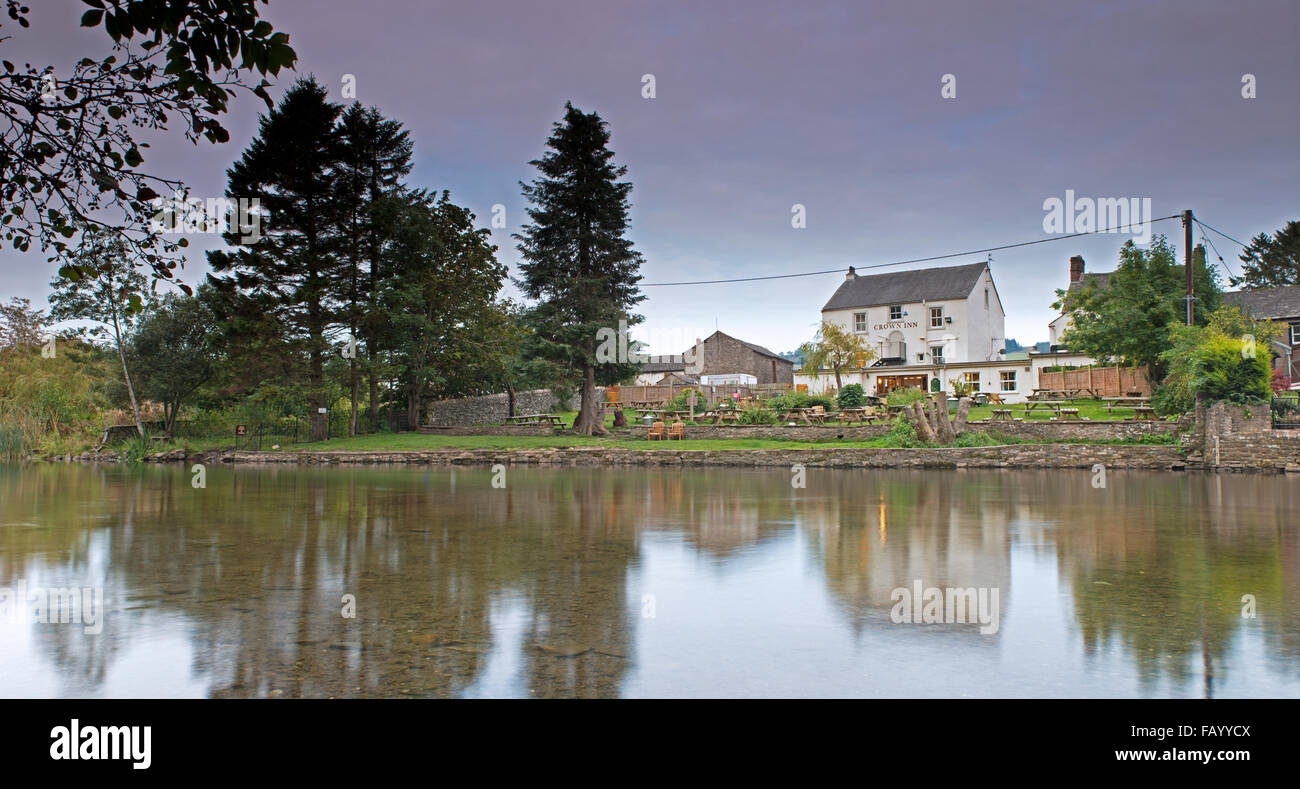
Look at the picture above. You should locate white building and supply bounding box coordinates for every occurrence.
[798,262,1045,401]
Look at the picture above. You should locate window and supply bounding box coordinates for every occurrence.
[930,345,944,363]
[889,305,903,321]
[963,372,980,392]
[930,306,943,328]
[984,289,989,309]
[854,312,866,332]
[1000,370,1017,392]
[1291,322,1299,345]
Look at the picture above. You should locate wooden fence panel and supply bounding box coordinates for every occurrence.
[1037,365,1150,396]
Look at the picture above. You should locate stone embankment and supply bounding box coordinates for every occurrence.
[182,444,1187,470]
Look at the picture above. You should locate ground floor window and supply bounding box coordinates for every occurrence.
[1000,370,1017,391]
[963,372,980,392]
[876,374,927,395]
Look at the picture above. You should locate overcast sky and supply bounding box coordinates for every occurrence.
[4,0,1297,354]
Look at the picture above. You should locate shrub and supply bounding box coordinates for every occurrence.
[885,386,928,407]
[836,383,866,409]
[665,388,708,415]
[737,406,778,425]
[881,415,920,447]
[1190,333,1271,403]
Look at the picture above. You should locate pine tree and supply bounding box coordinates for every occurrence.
[1231,220,1300,290]
[337,103,413,433]
[206,77,346,439]
[515,102,644,435]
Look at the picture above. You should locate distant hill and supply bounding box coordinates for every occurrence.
[779,350,803,368]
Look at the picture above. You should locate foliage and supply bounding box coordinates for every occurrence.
[798,321,874,387]
[1271,370,1292,394]
[881,415,920,447]
[768,391,833,411]
[1231,219,1300,289]
[515,102,645,435]
[948,378,970,397]
[736,406,778,425]
[836,383,866,409]
[127,290,217,435]
[1188,333,1272,404]
[0,339,117,452]
[1054,236,1221,379]
[1158,305,1283,414]
[0,296,47,349]
[885,386,928,407]
[1,0,295,282]
[206,78,345,415]
[665,388,707,413]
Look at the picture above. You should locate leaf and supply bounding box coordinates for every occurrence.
[80,9,104,27]
[107,105,124,120]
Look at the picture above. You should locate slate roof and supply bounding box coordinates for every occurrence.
[711,331,791,363]
[1068,272,1111,291]
[821,262,989,311]
[1223,287,1300,320]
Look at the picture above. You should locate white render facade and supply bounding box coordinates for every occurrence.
[820,262,1006,367]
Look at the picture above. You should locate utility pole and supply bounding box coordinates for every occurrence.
[1184,209,1195,326]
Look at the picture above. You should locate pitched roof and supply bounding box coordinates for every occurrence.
[639,360,686,373]
[1223,286,1300,320]
[1068,272,1111,291]
[698,331,792,363]
[821,262,989,311]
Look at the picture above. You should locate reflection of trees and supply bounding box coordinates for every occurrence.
[2,463,1296,697]
[1051,472,1295,696]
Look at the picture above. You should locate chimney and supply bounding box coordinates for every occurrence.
[846,266,857,280]
[1069,255,1085,284]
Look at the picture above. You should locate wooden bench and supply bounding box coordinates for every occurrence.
[1058,407,1081,421]
[991,409,1014,422]
[1129,406,1157,421]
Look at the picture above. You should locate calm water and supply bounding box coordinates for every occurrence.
[0,462,1297,698]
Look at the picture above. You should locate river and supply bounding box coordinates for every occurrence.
[0,463,1296,698]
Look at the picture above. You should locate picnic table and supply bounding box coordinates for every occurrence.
[506,413,566,427]
[1024,400,1065,417]
[1105,396,1150,412]
[990,408,1014,421]
[838,407,878,425]
[1128,406,1157,421]
[1058,407,1081,421]
[777,407,823,425]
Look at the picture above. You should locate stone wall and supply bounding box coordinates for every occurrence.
[698,333,794,384]
[1186,399,1300,472]
[193,443,1186,470]
[424,388,576,427]
[630,419,1180,442]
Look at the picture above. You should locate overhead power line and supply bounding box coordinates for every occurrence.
[640,214,1184,286]
[1193,218,1251,249]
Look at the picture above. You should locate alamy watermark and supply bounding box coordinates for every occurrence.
[1042,189,1152,243]
[890,579,1000,635]
[149,192,262,243]
[0,579,104,634]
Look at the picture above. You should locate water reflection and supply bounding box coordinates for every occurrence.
[0,463,1296,698]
